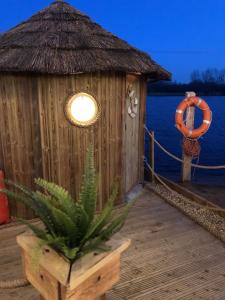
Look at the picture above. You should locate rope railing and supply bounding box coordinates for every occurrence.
[144,157,225,213]
[145,125,225,170]
[0,278,29,289]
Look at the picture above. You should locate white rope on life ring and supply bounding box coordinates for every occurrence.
[127,86,139,118]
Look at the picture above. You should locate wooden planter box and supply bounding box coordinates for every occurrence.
[17,233,130,300]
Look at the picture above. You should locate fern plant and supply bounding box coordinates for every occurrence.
[2,146,134,262]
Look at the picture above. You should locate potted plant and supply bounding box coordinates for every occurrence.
[2,147,132,300]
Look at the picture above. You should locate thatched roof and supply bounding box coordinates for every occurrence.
[0,1,170,80]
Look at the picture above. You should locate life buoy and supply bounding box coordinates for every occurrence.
[127,86,139,118]
[175,96,212,139]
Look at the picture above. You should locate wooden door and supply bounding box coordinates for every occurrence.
[123,75,141,193]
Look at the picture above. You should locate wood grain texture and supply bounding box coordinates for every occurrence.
[17,234,70,286]
[22,249,59,300]
[2,191,225,299]
[17,233,130,300]
[123,74,142,193]
[0,72,146,218]
[138,78,147,182]
[0,74,41,218]
[182,106,195,182]
[69,239,130,291]
[64,255,120,300]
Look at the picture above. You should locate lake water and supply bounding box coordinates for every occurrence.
[146,96,225,185]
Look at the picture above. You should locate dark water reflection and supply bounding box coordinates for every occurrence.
[145,96,225,185]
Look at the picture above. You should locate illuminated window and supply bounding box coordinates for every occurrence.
[65,93,100,127]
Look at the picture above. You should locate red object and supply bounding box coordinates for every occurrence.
[175,96,212,139]
[0,170,10,224]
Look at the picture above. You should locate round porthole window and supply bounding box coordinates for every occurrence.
[65,92,100,127]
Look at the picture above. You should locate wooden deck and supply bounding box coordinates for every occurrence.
[1,190,225,299]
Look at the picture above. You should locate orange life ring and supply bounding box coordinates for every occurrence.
[175,96,212,139]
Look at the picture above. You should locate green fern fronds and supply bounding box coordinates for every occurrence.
[3,187,56,234]
[51,206,78,246]
[82,184,118,244]
[79,145,97,224]
[16,218,48,241]
[103,199,136,240]
[35,179,75,213]
[2,145,135,262]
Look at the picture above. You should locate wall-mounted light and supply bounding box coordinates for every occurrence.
[65,92,100,127]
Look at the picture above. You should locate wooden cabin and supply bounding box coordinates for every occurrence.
[0,0,170,218]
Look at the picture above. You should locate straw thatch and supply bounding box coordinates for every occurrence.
[0,1,170,79]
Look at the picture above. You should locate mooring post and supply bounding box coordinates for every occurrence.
[181,92,196,182]
[149,130,155,182]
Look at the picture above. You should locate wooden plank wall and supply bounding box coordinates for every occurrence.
[0,74,42,218]
[123,75,145,193]
[37,72,126,210]
[0,72,146,218]
[138,78,147,182]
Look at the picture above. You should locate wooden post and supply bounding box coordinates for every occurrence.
[149,131,155,182]
[181,94,195,182]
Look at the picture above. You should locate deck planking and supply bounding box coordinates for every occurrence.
[1,190,225,299]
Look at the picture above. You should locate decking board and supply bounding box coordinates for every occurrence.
[1,190,225,299]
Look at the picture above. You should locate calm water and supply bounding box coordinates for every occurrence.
[146,96,225,185]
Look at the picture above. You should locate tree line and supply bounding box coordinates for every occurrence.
[190,68,225,84]
[148,68,225,96]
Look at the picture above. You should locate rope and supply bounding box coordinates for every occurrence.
[0,278,29,289]
[182,138,201,159]
[145,126,225,170]
[144,157,225,213]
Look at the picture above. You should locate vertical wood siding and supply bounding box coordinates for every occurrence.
[0,75,42,218]
[0,72,146,218]
[123,74,147,193]
[37,72,126,210]
[139,78,148,182]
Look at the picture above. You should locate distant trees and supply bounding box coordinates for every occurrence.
[148,67,225,96]
[190,68,225,84]
[190,70,201,82]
